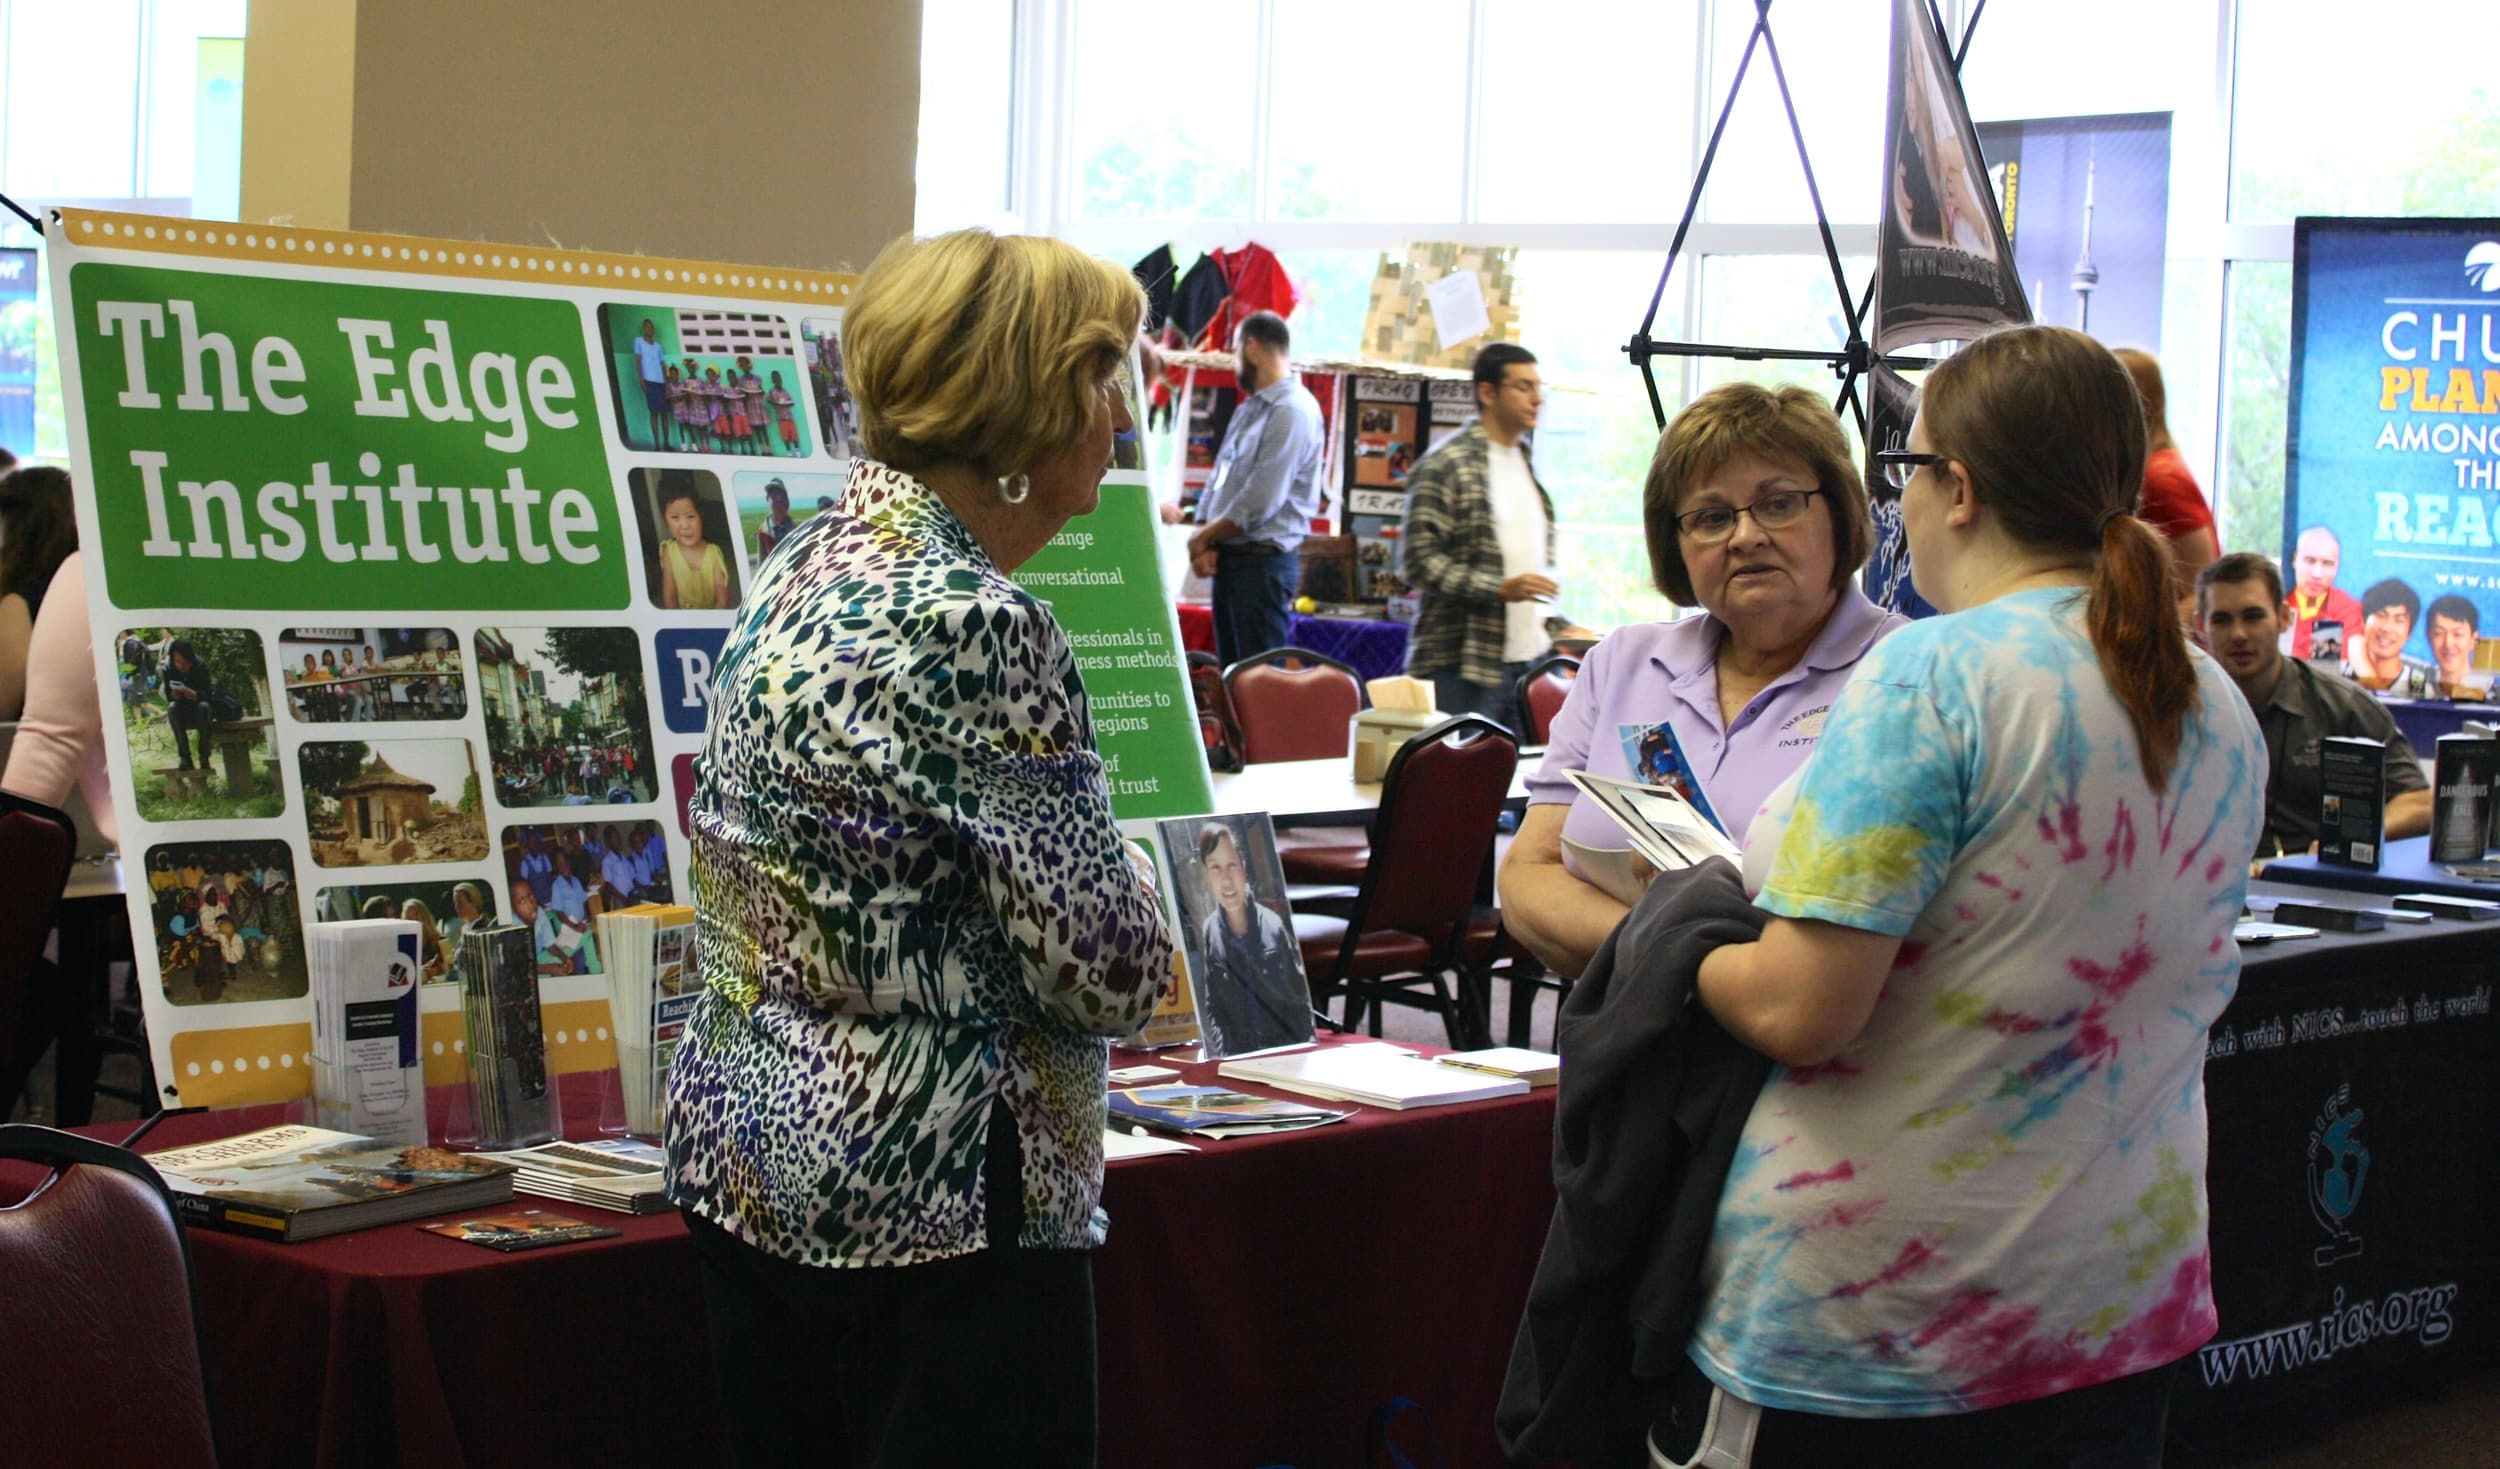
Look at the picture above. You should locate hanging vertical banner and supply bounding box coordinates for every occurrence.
[2286,216,2500,684]
[1870,0,2029,353]
[49,210,1202,1107]
[1861,362,1938,619]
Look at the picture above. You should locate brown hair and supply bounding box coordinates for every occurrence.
[844,229,1144,479]
[2111,347,2173,452]
[1926,325,2195,790]
[2196,551,2284,613]
[1642,382,1873,606]
[0,466,75,602]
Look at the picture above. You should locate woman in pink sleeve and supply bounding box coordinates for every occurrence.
[1,551,116,845]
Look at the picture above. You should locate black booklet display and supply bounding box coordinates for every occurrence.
[2431,732,2499,863]
[457,922,560,1149]
[2318,735,2386,870]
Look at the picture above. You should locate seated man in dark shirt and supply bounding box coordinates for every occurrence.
[2199,554,2430,865]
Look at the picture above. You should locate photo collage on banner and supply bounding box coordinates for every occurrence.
[47,212,881,1106]
[52,211,1220,1104]
[2288,217,2500,697]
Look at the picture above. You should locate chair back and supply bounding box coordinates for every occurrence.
[1224,648,1365,764]
[0,1124,217,1468]
[0,793,76,1063]
[1514,655,1581,745]
[1354,715,1518,942]
[0,725,113,859]
[1184,651,1243,773]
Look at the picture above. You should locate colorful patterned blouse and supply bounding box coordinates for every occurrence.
[1699,587,2266,1415]
[665,459,1175,1268]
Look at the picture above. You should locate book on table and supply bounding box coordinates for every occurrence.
[1435,1046,1561,1086]
[469,1137,671,1215]
[1107,1085,1349,1138]
[1218,1042,1531,1110]
[144,1125,517,1243]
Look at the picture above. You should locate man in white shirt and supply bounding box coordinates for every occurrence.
[631,318,672,448]
[1397,343,1559,732]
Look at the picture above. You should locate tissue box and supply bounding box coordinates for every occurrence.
[1352,708,1448,782]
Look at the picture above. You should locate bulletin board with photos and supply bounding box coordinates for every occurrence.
[49,212,867,1105]
[52,210,1215,1106]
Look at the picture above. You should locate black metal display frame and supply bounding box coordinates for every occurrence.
[1624,0,1990,433]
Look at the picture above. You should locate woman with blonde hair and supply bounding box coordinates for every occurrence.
[666,229,1173,1467]
[398,896,450,982]
[1651,326,2265,1467]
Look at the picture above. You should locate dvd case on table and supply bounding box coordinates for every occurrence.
[457,921,560,1149]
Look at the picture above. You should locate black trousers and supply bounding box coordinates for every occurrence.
[684,1104,1099,1468]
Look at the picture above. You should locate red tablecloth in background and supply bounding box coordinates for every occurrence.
[17,1038,1556,1469]
[1178,600,1215,656]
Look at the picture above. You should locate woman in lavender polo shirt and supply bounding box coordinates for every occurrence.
[1499,383,1905,976]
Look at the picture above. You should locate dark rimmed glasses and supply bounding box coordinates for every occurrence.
[1674,487,1826,544]
[1872,450,1944,493]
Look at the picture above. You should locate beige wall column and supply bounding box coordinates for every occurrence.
[243,0,921,272]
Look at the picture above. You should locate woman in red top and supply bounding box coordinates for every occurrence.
[2114,349,2218,627]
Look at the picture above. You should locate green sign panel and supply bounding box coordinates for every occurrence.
[1012,481,1214,821]
[67,262,628,610]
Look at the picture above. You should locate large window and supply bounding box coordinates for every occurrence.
[970,0,2475,625]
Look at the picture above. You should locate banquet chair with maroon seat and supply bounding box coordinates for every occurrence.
[0,1123,218,1468]
[1222,648,1365,766]
[1184,651,1245,773]
[1513,654,1582,745]
[1294,715,1518,1047]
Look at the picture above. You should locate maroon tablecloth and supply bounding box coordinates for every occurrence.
[13,1038,1557,1469]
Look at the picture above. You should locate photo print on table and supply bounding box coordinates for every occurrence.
[314,877,503,986]
[1155,813,1314,1060]
[734,469,841,567]
[628,469,742,611]
[279,626,468,725]
[599,303,815,458]
[143,838,307,1007]
[797,316,857,459]
[499,818,678,978]
[114,625,284,823]
[300,738,490,868]
[472,626,659,809]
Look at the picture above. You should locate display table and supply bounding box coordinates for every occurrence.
[2258,834,2500,901]
[2377,695,2499,756]
[1213,753,1533,828]
[2182,879,2499,1424]
[9,1037,1557,1469]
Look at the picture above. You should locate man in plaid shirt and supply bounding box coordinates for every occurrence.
[1397,343,1559,732]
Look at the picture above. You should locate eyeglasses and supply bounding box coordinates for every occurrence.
[1675,488,1825,543]
[1872,450,1944,492]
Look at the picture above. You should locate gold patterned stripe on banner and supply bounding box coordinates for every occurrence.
[54,209,857,304]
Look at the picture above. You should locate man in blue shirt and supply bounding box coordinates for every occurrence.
[1188,311,1326,667]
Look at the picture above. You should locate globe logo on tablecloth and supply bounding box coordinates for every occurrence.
[2465,241,2500,292]
[2306,1084,2367,1267]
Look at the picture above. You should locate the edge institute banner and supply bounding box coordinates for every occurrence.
[2287,217,2500,679]
[50,210,1208,1108]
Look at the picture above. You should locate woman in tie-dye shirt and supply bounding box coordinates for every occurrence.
[1659,326,2265,1468]
[665,230,1172,1468]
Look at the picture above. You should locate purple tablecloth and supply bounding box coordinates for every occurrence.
[1290,614,1410,684]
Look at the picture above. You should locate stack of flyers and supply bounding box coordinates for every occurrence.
[308,919,427,1149]
[593,903,703,1137]
[457,922,559,1150]
[470,1137,671,1216]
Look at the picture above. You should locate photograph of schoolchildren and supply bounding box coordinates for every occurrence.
[473,626,660,809]
[144,840,306,1006]
[300,738,491,868]
[734,470,841,565]
[799,315,858,459]
[1156,813,1314,1059]
[279,627,468,724]
[597,304,815,458]
[314,879,502,986]
[628,469,742,611]
[499,819,677,977]
[115,626,283,823]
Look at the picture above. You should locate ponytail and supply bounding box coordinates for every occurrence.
[2090,511,2197,791]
